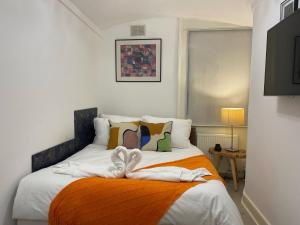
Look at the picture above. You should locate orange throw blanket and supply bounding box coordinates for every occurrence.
[49,155,223,225]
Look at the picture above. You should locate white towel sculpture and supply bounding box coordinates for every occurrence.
[54,146,212,182]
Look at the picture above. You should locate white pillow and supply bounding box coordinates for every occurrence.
[142,115,192,148]
[93,118,110,145]
[101,114,141,122]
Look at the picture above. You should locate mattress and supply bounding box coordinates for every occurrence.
[13,144,244,225]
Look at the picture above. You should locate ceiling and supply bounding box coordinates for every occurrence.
[69,0,253,30]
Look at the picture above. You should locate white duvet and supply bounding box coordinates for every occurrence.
[13,144,244,225]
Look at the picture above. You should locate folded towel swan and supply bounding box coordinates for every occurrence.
[109,146,128,177]
[125,148,142,173]
[54,146,212,182]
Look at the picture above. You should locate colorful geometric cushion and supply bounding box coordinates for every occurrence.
[107,121,140,150]
[142,115,192,148]
[139,121,173,152]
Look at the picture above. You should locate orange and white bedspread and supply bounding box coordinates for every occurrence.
[13,144,244,225]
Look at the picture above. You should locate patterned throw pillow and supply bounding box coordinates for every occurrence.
[139,121,173,152]
[107,121,140,150]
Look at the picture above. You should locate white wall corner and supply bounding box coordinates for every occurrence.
[241,191,272,225]
[57,0,102,37]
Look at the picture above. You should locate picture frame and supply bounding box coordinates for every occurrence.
[280,0,298,20]
[115,38,162,82]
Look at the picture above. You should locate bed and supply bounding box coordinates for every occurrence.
[12,108,244,225]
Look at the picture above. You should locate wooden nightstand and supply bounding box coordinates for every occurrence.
[208,147,246,191]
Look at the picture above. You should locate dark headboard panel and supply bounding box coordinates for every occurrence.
[74,108,97,151]
[32,108,98,172]
[31,140,75,173]
[189,127,197,146]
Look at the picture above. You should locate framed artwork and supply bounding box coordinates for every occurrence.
[115,39,162,82]
[280,0,298,20]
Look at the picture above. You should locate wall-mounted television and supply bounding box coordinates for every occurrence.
[264,9,300,95]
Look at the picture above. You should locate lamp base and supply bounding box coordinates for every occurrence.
[225,148,239,152]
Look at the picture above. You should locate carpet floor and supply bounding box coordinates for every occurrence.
[225,179,256,225]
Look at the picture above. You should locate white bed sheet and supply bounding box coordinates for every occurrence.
[13,144,244,225]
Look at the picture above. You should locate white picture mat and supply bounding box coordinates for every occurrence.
[115,39,161,82]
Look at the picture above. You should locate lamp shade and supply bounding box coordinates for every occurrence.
[221,108,245,126]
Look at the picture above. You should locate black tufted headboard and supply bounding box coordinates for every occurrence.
[31,108,98,172]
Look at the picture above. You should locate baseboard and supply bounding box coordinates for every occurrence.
[241,191,271,225]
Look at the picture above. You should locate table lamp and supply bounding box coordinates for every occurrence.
[221,108,245,151]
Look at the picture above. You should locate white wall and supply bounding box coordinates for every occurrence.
[98,17,179,117]
[245,0,300,224]
[0,1,102,225]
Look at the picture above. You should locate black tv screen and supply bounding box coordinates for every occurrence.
[264,9,300,95]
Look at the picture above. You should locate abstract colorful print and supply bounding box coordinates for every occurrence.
[139,121,172,152]
[107,121,140,150]
[120,44,156,77]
